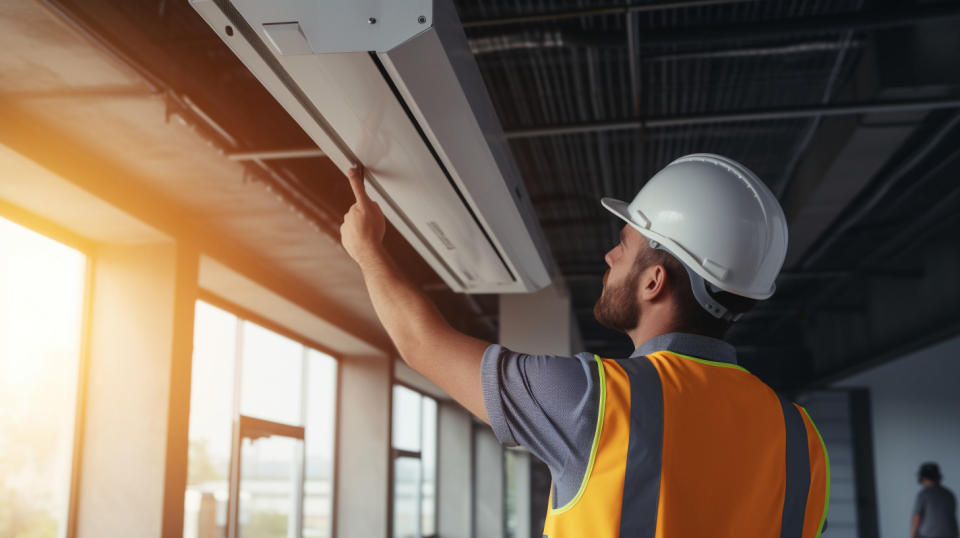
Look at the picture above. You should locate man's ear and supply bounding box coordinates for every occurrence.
[640,264,668,301]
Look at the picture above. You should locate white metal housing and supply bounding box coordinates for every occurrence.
[190,0,556,293]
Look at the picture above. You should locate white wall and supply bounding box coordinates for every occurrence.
[835,334,960,538]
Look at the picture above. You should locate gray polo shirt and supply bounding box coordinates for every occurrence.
[915,484,959,538]
[480,331,737,507]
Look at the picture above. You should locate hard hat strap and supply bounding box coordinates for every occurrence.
[687,271,742,322]
[648,238,741,322]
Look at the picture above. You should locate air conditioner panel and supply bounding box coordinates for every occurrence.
[190,0,555,293]
[272,52,514,289]
[378,24,553,291]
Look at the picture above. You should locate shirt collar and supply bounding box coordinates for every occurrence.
[630,332,738,365]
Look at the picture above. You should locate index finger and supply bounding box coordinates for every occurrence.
[347,164,368,204]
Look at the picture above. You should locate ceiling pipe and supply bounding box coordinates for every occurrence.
[504,97,960,138]
[227,148,327,161]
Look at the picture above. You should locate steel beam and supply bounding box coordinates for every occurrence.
[634,3,960,46]
[461,0,755,28]
[771,146,960,334]
[504,97,960,139]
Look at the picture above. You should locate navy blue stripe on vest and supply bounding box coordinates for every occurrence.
[617,356,664,538]
[779,396,810,538]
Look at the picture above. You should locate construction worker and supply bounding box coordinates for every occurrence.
[340,154,830,537]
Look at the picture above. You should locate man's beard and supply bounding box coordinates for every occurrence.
[593,268,641,333]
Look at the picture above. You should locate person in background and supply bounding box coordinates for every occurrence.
[912,462,959,538]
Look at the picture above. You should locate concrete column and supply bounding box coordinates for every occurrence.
[336,355,391,538]
[474,426,504,538]
[438,401,473,538]
[499,282,574,356]
[76,242,197,538]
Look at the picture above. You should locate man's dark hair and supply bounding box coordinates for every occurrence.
[919,462,943,483]
[636,245,757,339]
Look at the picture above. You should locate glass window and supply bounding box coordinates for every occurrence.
[393,456,422,538]
[504,449,530,538]
[391,385,437,538]
[185,302,337,538]
[505,450,520,537]
[420,398,437,536]
[239,435,303,538]
[240,322,303,426]
[0,217,86,538]
[393,385,422,452]
[184,302,237,538]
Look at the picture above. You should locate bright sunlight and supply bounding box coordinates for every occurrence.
[0,216,86,538]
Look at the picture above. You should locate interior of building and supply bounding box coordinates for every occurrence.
[2,0,960,537]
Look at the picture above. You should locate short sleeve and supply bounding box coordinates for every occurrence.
[914,490,926,516]
[480,343,601,475]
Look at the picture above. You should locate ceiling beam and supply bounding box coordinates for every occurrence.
[632,2,960,46]
[461,0,754,28]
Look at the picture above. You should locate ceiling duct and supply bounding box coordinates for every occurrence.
[190,0,556,293]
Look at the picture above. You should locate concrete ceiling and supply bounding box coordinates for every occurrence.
[3,0,960,392]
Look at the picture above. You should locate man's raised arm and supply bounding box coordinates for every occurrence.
[339,165,491,422]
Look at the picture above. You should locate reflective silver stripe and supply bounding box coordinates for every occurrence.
[617,357,663,538]
[779,396,811,538]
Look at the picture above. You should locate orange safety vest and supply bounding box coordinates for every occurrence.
[542,351,829,538]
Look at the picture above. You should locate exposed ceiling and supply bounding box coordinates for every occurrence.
[3,0,960,392]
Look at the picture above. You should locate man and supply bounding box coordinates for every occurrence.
[912,462,959,538]
[340,154,830,537]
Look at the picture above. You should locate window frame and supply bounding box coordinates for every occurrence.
[227,414,307,538]
[191,289,341,538]
[389,380,440,538]
[0,205,94,538]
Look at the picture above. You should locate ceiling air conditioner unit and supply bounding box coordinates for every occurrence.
[190,0,556,293]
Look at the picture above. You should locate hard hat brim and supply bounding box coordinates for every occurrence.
[600,196,775,300]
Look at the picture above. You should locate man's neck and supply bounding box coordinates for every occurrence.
[628,318,680,350]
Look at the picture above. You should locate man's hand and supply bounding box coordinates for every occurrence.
[336,165,490,423]
[340,165,386,265]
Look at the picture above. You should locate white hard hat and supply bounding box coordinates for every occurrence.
[601,153,788,320]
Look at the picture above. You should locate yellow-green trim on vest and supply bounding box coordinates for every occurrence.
[551,354,607,514]
[801,406,831,538]
[660,350,750,373]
